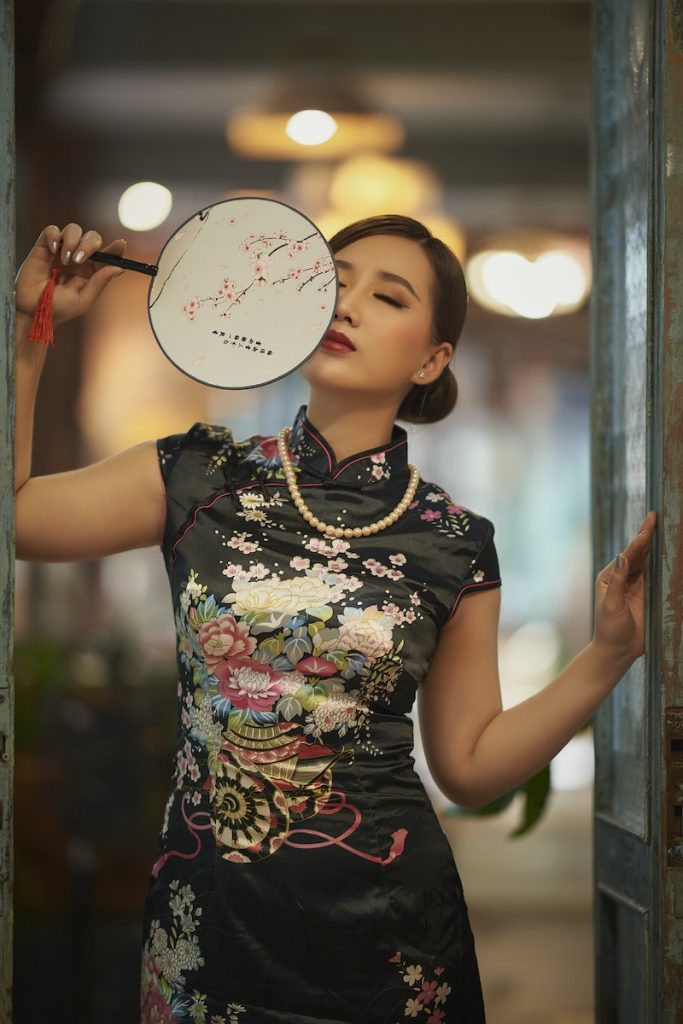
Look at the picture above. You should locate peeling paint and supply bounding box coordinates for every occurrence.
[593,0,683,1017]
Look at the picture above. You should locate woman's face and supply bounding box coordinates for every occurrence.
[300,233,453,405]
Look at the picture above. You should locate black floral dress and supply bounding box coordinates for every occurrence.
[142,403,502,1024]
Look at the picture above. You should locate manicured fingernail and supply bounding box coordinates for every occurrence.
[49,239,58,253]
[73,250,85,263]
[616,552,623,569]
[62,250,71,264]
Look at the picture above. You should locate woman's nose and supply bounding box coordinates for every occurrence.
[334,288,357,324]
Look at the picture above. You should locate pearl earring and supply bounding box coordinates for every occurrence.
[418,371,425,380]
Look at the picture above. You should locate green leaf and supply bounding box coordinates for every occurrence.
[276,694,303,721]
[247,610,292,635]
[509,764,551,838]
[228,707,254,729]
[322,650,349,669]
[258,635,283,659]
[447,791,516,818]
[284,635,312,664]
[306,605,334,622]
[445,763,551,838]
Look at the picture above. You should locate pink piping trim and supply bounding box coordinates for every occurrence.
[168,478,333,578]
[446,578,502,621]
[156,446,169,557]
[302,421,333,470]
[301,421,407,479]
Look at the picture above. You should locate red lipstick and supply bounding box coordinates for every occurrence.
[322,329,356,351]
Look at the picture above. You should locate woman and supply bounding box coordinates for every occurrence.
[15,215,656,1023]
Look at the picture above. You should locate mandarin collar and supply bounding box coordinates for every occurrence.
[285,404,409,490]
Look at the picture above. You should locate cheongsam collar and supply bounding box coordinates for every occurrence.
[285,404,409,490]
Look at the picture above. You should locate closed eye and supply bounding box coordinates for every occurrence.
[338,282,405,309]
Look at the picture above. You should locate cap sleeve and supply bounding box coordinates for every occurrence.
[446,519,502,622]
[155,421,237,566]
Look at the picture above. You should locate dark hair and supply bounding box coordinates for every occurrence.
[327,213,468,424]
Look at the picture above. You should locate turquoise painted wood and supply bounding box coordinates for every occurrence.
[591,0,683,1019]
[0,1,14,1019]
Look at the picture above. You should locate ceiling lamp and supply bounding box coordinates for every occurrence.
[226,73,404,160]
[465,231,591,318]
[303,155,466,264]
[328,154,440,217]
[118,181,173,231]
[314,207,467,266]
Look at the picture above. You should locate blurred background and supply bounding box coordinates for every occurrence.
[14,1,595,1021]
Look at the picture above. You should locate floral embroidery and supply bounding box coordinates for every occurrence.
[163,563,413,863]
[388,950,452,1022]
[152,405,499,1016]
[234,490,287,525]
[141,881,205,1020]
[141,881,247,1023]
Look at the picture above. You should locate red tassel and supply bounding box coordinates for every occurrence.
[28,266,60,345]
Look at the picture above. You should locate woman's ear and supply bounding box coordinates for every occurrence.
[423,342,453,380]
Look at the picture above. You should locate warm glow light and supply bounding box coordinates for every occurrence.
[329,155,439,216]
[227,111,404,160]
[118,182,173,231]
[535,250,586,304]
[316,207,466,265]
[285,110,338,146]
[466,240,590,319]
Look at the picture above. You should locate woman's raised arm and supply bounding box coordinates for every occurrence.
[14,224,166,562]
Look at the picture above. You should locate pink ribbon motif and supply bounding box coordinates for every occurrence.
[285,788,408,865]
[151,785,408,876]
[151,792,212,878]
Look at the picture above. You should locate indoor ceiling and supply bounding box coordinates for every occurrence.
[22,0,592,236]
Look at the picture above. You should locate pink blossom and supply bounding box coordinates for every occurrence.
[420,509,442,522]
[249,562,270,580]
[427,1010,446,1023]
[419,979,439,1004]
[183,297,201,322]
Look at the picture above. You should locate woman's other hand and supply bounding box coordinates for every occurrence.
[592,509,657,663]
[15,223,127,328]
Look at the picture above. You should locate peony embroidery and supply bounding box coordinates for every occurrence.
[165,568,410,863]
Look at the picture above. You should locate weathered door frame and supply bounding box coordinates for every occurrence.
[591,0,683,1019]
[0,0,15,1021]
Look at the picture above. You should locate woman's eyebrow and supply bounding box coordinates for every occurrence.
[334,258,421,302]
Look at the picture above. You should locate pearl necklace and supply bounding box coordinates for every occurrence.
[277,426,421,539]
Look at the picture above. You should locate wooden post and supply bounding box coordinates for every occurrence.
[0,0,15,1018]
